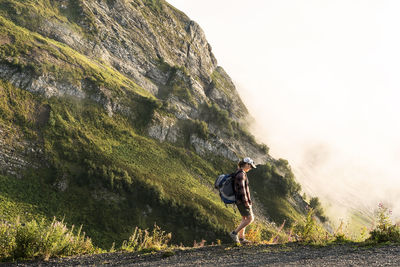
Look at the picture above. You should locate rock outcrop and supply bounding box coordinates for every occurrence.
[0,124,42,178]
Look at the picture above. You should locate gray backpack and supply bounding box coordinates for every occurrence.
[214,170,242,204]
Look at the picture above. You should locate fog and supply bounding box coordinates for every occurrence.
[167,0,400,224]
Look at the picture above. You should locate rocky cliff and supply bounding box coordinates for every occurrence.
[0,0,269,174]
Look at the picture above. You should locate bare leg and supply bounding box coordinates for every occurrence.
[238,224,246,239]
[234,213,254,237]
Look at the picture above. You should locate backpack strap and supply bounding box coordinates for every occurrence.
[233,169,244,178]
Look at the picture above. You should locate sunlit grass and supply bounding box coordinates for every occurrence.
[121,224,172,252]
[0,217,97,261]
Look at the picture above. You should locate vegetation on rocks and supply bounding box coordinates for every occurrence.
[0,79,233,248]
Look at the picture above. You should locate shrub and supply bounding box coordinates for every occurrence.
[85,161,132,191]
[200,103,233,137]
[245,223,263,243]
[191,119,209,139]
[121,224,172,252]
[275,159,301,196]
[0,217,96,262]
[249,162,301,198]
[309,197,327,223]
[0,221,16,261]
[133,96,163,131]
[143,0,163,14]
[156,65,197,106]
[260,144,269,154]
[295,209,328,245]
[331,221,353,244]
[367,203,400,243]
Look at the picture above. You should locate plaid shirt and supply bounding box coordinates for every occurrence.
[234,169,252,207]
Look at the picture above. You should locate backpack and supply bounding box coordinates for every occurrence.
[214,170,243,204]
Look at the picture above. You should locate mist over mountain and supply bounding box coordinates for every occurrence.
[165,0,400,231]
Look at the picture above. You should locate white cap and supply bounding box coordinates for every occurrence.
[243,157,256,168]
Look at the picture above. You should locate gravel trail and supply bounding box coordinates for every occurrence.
[5,243,400,266]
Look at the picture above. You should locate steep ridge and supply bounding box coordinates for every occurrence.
[0,0,310,248]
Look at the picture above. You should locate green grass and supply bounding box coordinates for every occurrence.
[0,15,152,99]
[0,0,60,32]
[0,216,97,262]
[0,0,95,38]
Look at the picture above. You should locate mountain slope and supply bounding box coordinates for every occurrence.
[0,0,309,248]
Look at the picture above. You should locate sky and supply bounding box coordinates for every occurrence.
[167,0,400,224]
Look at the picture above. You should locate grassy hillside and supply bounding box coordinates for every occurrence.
[0,76,308,248]
[0,79,240,247]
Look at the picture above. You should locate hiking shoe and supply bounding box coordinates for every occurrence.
[239,238,251,244]
[230,231,239,243]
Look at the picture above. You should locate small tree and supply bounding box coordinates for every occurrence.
[309,197,327,223]
[368,203,400,243]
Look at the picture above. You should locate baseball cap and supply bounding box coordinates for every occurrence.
[243,157,256,168]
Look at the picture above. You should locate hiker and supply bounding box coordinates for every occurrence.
[230,157,256,244]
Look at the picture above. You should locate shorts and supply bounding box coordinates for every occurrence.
[236,202,252,217]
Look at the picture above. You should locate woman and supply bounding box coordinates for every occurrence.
[230,157,256,244]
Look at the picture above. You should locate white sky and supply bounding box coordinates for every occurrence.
[167,0,400,222]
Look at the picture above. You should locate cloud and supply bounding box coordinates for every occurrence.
[168,0,400,225]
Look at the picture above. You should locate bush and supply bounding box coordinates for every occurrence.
[121,224,172,252]
[133,96,163,131]
[367,203,400,243]
[0,221,15,261]
[85,161,132,191]
[245,223,263,243]
[275,159,301,196]
[249,162,301,198]
[295,209,328,244]
[0,217,96,261]
[309,197,327,223]
[193,120,209,139]
[143,0,163,14]
[200,103,233,137]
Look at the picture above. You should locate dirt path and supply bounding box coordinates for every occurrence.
[8,243,400,266]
